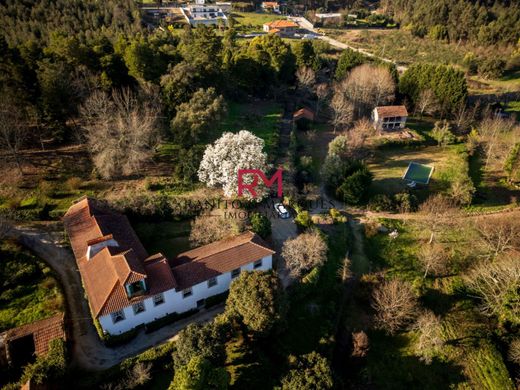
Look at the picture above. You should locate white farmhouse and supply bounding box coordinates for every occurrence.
[63,197,274,335]
[372,105,408,131]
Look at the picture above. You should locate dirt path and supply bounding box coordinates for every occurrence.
[347,217,371,275]
[289,17,408,73]
[8,226,223,370]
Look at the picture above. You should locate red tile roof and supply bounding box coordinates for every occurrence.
[64,198,275,317]
[374,105,408,118]
[3,314,65,357]
[171,231,274,290]
[293,107,315,121]
[264,20,298,29]
[63,198,176,317]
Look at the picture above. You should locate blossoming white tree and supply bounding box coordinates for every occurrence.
[198,130,268,198]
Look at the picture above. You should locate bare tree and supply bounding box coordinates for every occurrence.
[351,331,369,357]
[296,66,316,95]
[80,88,161,179]
[414,89,439,117]
[417,243,449,278]
[315,83,329,117]
[124,362,152,389]
[453,101,479,135]
[0,92,28,175]
[419,194,457,244]
[372,278,418,335]
[411,310,444,364]
[477,116,518,170]
[282,230,328,278]
[476,215,520,259]
[341,64,395,117]
[347,118,375,156]
[508,338,520,364]
[330,84,354,133]
[338,254,352,282]
[189,214,244,246]
[464,255,520,322]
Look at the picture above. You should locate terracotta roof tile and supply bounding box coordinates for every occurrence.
[293,107,315,121]
[265,20,298,29]
[63,198,176,318]
[4,314,65,357]
[375,105,408,118]
[171,232,274,290]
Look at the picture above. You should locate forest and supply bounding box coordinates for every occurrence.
[1,0,520,389]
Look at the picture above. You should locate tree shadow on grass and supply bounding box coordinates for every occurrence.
[421,288,457,317]
[365,331,465,390]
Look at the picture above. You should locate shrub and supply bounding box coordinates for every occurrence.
[393,192,417,213]
[145,309,199,333]
[478,57,506,79]
[294,210,313,230]
[368,194,394,212]
[38,180,55,197]
[336,167,373,205]
[21,339,66,385]
[329,208,347,223]
[250,212,271,238]
[65,177,82,191]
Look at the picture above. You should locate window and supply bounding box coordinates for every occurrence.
[153,293,165,306]
[127,280,146,297]
[133,301,145,315]
[254,259,262,269]
[207,277,217,288]
[231,268,241,278]
[197,299,206,308]
[111,310,125,324]
[183,288,193,298]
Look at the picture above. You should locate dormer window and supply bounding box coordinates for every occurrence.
[86,235,119,260]
[126,280,146,298]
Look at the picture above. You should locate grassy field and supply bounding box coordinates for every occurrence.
[231,12,284,32]
[0,240,64,332]
[326,29,467,68]
[213,101,283,158]
[367,144,464,198]
[353,219,515,389]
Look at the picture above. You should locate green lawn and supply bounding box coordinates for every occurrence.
[367,144,464,198]
[213,101,283,158]
[231,12,284,32]
[134,221,192,258]
[357,219,514,389]
[0,241,64,332]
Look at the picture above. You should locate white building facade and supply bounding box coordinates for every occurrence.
[99,255,272,334]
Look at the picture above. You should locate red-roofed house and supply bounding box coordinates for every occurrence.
[261,2,280,13]
[63,197,274,335]
[263,19,298,36]
[372,105,408,131]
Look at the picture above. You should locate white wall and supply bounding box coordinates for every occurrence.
[99,255,273,335]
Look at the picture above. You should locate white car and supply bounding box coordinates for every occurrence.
[274,203,290,219]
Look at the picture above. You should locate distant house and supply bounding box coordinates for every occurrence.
[293,107,315,130]
[261,1,280,13]
[180,4,228,26]
[63,197,274,335]
[372,105,408,131]
[293,107,315,121]
[263,20,298,36]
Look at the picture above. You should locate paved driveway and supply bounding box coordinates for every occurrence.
[8,225,223,370]
[269,214,297,287]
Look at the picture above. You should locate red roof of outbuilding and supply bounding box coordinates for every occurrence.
[374,105,408,118]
